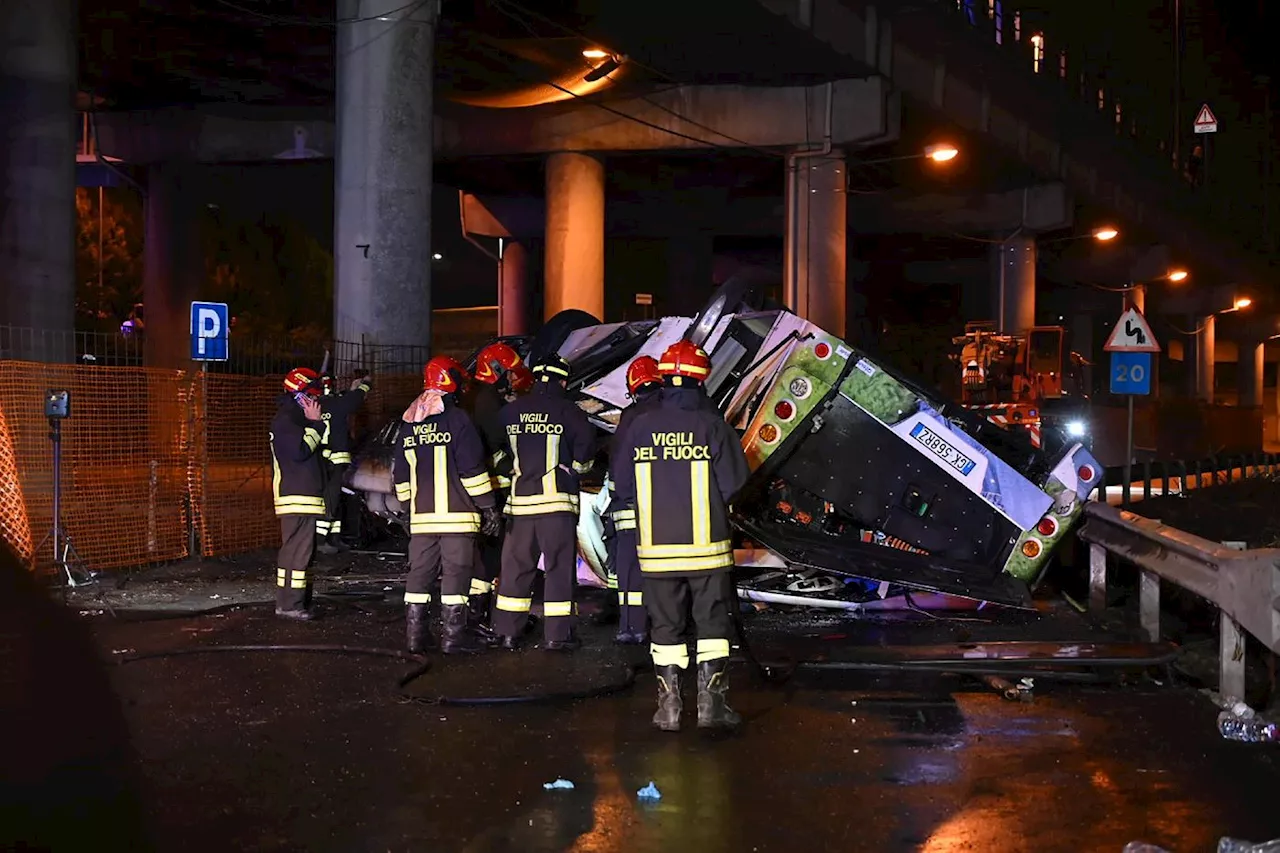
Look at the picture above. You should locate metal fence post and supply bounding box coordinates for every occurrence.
[1142,459,1152,500]
[1089,542,1107,611]
[1221,614,1247,699]
[1139,570,1160,641]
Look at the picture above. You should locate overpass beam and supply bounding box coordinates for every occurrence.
[784,152,847,337]
[333,0,436,359]
[993,234,1036,334]
[544,153,605,321]
[0,0,76,360]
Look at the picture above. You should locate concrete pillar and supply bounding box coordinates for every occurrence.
[1197,314,1216,403]
[143,165,204,369]
[784,153,847,337]
[544,153,605,321]
[1070,311,1094,395]
[992,234,1036,334]
[499,240,530,336]
[334,0,436,365]
[1239,338,1264,407]
[0,0,77,361]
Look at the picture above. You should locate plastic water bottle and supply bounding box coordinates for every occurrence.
[1217,711,1279,743]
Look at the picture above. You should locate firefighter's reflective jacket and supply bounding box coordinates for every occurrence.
[269,396,325,516]
[495,382,594,517]
[606,386,661,533]
[319,378,370,465]
[393,403,496,535]
[611,385,750,575]
[464,381,512,490]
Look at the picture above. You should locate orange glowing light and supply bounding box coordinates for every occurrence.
[925,143,959,163]
[1092,226,1119,241]
[1167,269,1189,282]
[582,48,609,59]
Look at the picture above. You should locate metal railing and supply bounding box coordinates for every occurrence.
[1079,502,1280,699]
[1097,453,1279,505]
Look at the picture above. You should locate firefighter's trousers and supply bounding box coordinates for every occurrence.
[610,529,647,634]
[405,534,475,608]
[645,571,734,669]
[469,493,504,602]
[276,515,317,611]
[494,513,577,643]
[316,461,349,538]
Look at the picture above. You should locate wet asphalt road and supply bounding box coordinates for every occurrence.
[55,598,1277,853]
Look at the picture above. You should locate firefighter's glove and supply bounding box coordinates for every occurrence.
[479,507,503,538]
[351,373,371,391]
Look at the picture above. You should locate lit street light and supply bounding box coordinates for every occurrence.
[925,143,959,163]
[1231,297,1252,311]
[432,253,443,261]
[582,48,609,59]
[1167,269,1189,282]
[1092,226,1119,241]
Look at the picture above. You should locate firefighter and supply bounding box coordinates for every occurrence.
[612,340,750,731]
[605,355,663,644]
[462,342,528,643]
[270,367,328,621]
[316,371,371,553]
[492,353,595,651]
[392,357,501,654]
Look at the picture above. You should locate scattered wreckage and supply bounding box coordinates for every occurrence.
[348,281,1102,613]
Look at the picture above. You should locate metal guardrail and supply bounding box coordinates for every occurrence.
[1078,502,1280,700]
[1099,453,1280,504]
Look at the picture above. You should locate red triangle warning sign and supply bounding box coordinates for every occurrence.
[1104,308,1161,353]
[1194,103,1218,132]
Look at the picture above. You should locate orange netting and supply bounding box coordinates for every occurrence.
[0,361,425,573]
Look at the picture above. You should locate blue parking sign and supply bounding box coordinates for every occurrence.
[1110,351,1151,395]
[190,302,229,362]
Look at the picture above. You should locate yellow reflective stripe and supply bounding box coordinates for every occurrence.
[356,381,371,393]
[290,576,309,589]
[495,475,511,489]
[407,449,419,510]
[651,643,689,668]
[461,471,491,490]
[395,484,411,502]
[320,420,331,446]
[434,445,449,520]
[274,497,326,514]
[508,492,580,507]
[572,459,592,473]
[330,520,342,533]
[303,427,320,450]
[606,574,619,590]
[690,459,711,546]
[639,552,734,573]
[507,499,578,516]
[470,578,494,595]
[696,638,730,663]
[542,434,560,498]
[543,600,575,617]
[491,450,506,466]
[316,519,331,533]
[637,540,732,559]
[496,595,531,613]
[276,568,288,587]
[404,591,432,604]
[611,508,636,522]
[322,449,332,459]
[409,515,481,534]
[509,435,521,480]
[619,591,643,606]
[441,594,469,606]
[658,361,708,376]
[636,461,653,547]
[615,518,637,531]
[328,451,352,465]
[464,479,494,498]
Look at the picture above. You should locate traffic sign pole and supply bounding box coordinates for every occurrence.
[1105,306,1160,510]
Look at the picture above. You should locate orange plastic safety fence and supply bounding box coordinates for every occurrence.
[0,362,429,572]
[0,363,191,572]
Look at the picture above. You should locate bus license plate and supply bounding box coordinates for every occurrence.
[910,423,976,476]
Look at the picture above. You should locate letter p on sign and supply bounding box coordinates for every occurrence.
[190,301,230,362]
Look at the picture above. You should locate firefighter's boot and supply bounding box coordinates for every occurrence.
[275,588,312,621]
[652,665,684,732]
[406,603,433,654]
[441,604,483,655]
[696,659,741,730]
[468,593,500,647]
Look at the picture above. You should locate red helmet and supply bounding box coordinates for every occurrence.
[283,366,322,395]
[658,341,711,383]
[474,342,523,385]
[626,355,662,396]
[508,364,534,394]
[423,356,466,394]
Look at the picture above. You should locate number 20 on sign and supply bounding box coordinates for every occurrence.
[1110,351,1152,395]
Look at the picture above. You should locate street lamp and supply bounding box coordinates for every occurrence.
[925,143,959,163]
[1092,226,1119,241]
[1167,269,1189,282]
[1124,268,1190,312]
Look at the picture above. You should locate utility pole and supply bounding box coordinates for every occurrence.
[1173,0,1182,173]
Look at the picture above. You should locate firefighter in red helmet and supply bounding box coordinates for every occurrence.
[392,356,501,654]
[605,355,664,644]
[612,340,750,730]
[270,367,327,620]
[461,341,527,642]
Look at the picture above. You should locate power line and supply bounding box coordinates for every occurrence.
[211,0,432,28]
